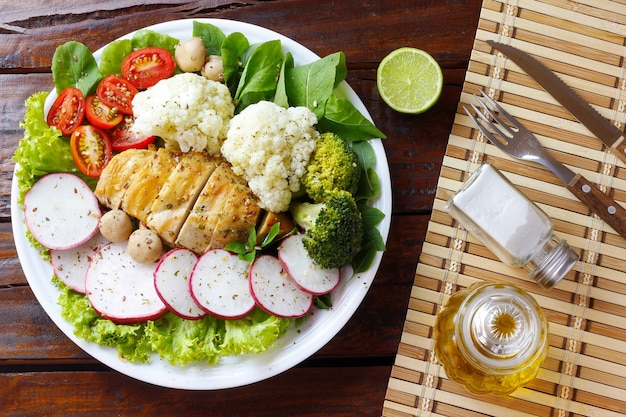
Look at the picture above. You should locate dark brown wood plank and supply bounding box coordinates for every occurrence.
[0,366,391,417]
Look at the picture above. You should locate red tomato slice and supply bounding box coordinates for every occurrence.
[85,94,123,130]
[108,115,156,151]
[46,87,85,136]
[121,47,175,90]
[96,75,138,115]
[70,125,113,178]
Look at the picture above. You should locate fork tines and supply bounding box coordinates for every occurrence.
[463,91,520,146]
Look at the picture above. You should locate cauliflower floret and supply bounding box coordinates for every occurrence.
[132,73,234,154]
[221,101,318,212]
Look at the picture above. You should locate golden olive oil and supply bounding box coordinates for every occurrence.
[434,283,548,395]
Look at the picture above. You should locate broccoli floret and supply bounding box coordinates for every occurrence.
[301,132,360,203]
[290,190,363,269]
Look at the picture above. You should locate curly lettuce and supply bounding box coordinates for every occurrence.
[57,280,291,365]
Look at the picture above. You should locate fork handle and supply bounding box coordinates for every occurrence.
[567,174,626,238]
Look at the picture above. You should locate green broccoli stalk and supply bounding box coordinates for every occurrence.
[301,132,361,203]
[290,190,363,269]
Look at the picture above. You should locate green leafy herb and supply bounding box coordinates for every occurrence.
[274,51,294,108]
[131,29,179,56]
[221,32,250,95]
[352,141,381,200]
[51,41,102,96]
[284,51,346,118]
[225,223,282,263]
[318,95,386,141]
[98,39,133,76]
[192,21,226,56]
[234,40,283,112]
[314,293,333,310]
[352,203,386,275]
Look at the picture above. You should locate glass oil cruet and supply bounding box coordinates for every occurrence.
[433,282,549,395]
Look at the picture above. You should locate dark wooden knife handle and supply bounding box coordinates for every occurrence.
[566,174,626,238]
[609,135,626,166]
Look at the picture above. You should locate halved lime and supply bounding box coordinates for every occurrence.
[376,47,443,114]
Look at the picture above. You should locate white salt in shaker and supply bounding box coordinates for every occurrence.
[445,163,578,290]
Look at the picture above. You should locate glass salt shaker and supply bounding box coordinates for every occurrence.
[433,282,549,395]
[445,163,578,290]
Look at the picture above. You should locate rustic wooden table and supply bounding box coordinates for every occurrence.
[0,1,482,415]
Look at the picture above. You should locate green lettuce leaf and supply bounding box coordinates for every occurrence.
[57,282,152,362]
[56,277,292,365]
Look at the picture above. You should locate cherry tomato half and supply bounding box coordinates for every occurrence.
[108,115,156,152]
[85,94,123,130]
[121,47,175,90]
[46,87,85,136]
[70,125,113,178]
[96,74,138,115]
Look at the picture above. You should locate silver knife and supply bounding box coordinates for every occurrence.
[486,40,626,165]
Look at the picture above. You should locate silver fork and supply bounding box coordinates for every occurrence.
[465,90,626,239]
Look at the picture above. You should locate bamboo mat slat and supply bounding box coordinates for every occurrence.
[382,1,626,415]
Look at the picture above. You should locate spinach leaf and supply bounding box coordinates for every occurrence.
[274,52,294,108]
[131,29,179,56]
[318,94,387,141]
[234,39,283,112]
[222,32,250,96]
[192,21,226,56]
[352,201,386,275]
[51,41,102,96]
[352,140,381,200]
[284,51,346,118]
[98,39,133,76]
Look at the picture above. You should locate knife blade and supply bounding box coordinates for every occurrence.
[486,40,626,165]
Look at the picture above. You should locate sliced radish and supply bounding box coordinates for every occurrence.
[85,241,167,324]
[249,255,314,318]
[154,248,206,320]
[190,249,256,320]
[278,234,340,295]
[50,233,110,294]
[23,173,101,250]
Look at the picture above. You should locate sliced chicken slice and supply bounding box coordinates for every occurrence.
[175,161,241,253]
[121,148,180,224]
[94,149,154,209]
[207,182,261,250]
[146,152,218,246]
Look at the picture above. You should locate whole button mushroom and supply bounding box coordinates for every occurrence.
[128,228,164,264]
[99,209,133,243]
[201,55,224,82]
[175,37,206,72]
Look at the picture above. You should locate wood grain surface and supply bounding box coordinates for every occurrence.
[0,1,482,415]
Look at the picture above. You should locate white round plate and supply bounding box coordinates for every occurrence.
[11,18,392,390]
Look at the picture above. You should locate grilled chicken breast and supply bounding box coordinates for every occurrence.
[121,147,181,224]
[146,151,218,246]
[95,149,262,254]
[94,149,154,209]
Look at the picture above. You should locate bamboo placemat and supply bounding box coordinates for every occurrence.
[382,1,626,416]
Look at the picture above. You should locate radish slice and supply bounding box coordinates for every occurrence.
[50,233,110,294]
[154,248,206,320]
[85,241,167,324]
[278,234,340,295]
[249,255,313,318]
[23,173,101,250]
[190,249,255,320]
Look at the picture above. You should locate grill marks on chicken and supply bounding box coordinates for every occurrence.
[95,149,261,254]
